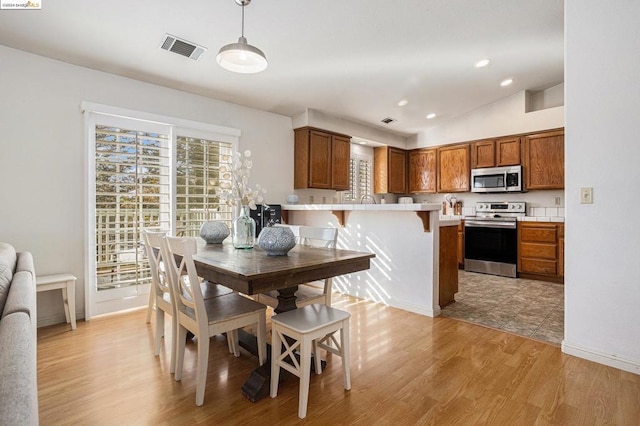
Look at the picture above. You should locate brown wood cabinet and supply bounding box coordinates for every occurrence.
[522,130,564,190]
[294,127,351,190]
[518,221,564,283]
[408,148,437,193]
[470,140,495,169]
[374,146,407,194]
[496,137,521,166]
[439,224,459,307]
[437,144,470,192]
[457,220,465,269]
[470,137,521,168]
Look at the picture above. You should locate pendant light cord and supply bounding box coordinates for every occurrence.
[241,2,245,38]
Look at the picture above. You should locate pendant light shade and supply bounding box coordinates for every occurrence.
[217,0,267,74]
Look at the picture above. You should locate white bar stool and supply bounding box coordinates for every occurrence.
[270,304,351,419]
[36,273,77,330]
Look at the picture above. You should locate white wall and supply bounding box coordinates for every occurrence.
[563,0,640,373]
[409,90,564,148]
[0,45,293,326]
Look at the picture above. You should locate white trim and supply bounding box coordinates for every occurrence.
[562,341,640,375]
[80,101,241,138]
[388,298,441,318]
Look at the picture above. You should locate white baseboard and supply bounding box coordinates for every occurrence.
[37,313,83,328]
[389,299,441,318]
[562,341,640,375]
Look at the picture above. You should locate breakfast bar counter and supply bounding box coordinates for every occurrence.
[282,203,457,317]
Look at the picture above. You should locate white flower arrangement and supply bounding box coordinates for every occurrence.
[218,150,266,210]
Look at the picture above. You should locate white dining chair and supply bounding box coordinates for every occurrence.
[146,233,234,324]
[270,304,351,419]
[257,225,338,308]
[142,231,177,373]
[161,236,267,406]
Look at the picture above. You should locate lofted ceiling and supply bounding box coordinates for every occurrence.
[0,0,564,137]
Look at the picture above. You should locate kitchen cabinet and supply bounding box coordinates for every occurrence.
[522,130,564,190]
[457,220,465,269]
[439,224,459,307]
[470,137,521,168]
[408,148,437,193]
[294,127,351,190]
[374,146,407,194]
[437,144,470,193]
[518,221,564,283]
[470,140,495,169]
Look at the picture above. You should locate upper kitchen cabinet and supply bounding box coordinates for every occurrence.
[470,137,521,168]
[437,144,470,193]
[522,129,564,190]
[374,146,407,194]
[470,139,495,169]
[408,148,437,193]
[294,127,351,190]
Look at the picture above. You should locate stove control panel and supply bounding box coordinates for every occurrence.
[475,201,526,215]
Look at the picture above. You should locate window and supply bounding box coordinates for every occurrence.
[344,154,372,202]
[94,125,170,293]
[84,102,240,318]
[175,136,233,237]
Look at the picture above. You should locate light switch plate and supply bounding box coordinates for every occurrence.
[580,187,593,204]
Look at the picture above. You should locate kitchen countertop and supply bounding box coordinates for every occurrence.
[282,203,441,212]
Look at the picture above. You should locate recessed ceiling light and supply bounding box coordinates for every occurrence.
[426,113,436,119]
[475,58,490,68]
[500,78,513,87]
[358,141,367,145]
[397,99,408,107]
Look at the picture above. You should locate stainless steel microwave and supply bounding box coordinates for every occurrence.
[471,165,523,193]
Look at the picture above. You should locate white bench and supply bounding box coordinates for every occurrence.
[36,273,77,330]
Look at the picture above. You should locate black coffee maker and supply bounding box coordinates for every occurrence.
[249,204,282,235]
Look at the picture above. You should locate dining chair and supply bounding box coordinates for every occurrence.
[270,304,351,419]
[146,235,234,324]
[257,225,338,308]
[161,236,267,406]
[142,231,177,373]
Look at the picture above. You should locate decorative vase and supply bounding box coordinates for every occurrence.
[232,205,256,249]
[199,221,229,244]
[257,226,297,256]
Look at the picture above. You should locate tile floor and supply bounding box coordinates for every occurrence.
[440,270,564,345]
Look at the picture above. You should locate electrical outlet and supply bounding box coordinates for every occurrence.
[554,197,561,206]
[580,187,593,204]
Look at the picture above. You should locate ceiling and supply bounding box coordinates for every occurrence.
[0,0,564,137]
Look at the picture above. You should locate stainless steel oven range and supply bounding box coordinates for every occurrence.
[464,201,525,278]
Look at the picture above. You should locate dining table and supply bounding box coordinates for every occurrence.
[192,240,375,402]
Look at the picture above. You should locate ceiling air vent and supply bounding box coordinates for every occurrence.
[380,117,397,125]
[160,34,206,60]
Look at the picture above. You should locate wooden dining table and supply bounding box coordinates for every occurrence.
[192,240,375,402]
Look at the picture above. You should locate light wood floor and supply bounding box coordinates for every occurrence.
[37,295,640,425]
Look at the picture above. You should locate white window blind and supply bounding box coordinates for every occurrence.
[344,155,372,202]
[94,125,170,291]
[175,136,233,237]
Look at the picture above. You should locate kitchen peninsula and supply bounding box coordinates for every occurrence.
[282,203,459,317]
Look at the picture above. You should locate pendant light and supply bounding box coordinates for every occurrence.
[217,0,268,74]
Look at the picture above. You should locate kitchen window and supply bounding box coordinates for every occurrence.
[343,154,372,202]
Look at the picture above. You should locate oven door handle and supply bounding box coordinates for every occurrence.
[465,220,517,229]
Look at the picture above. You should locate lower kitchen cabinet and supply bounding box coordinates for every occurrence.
[439,224,459,307]
[457,220,464,269]
[517,221,564,283]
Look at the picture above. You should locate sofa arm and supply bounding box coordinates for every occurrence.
[0,312,39,425]
[1,272,37,334]
[16,251,35,278]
